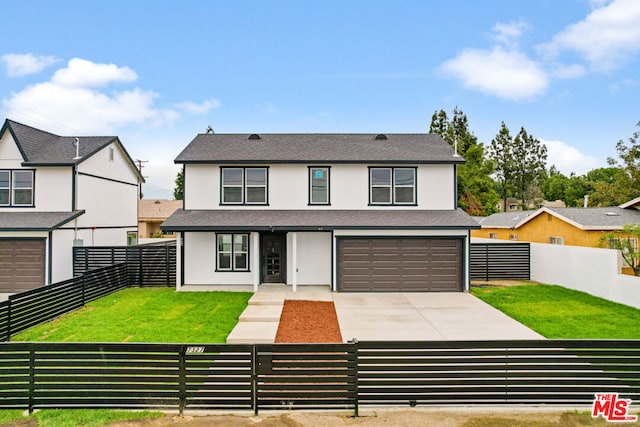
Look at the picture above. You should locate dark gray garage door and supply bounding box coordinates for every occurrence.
[337,238,462,292]
[0,239,46,293]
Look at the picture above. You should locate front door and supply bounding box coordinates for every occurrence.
[261,233,286,283]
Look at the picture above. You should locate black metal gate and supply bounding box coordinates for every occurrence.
[470,243,530,280]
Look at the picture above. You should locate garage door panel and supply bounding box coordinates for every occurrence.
[338,238,462,292]
[0,239,46,293]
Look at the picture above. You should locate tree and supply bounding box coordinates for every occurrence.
[488,122,514,211]
[600,224,640,276]
[541,166,568,203]
[173,169,184,200]
[429,108,498,215]
[512,127,547,207]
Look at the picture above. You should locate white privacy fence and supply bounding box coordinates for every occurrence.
[471,238,640,309]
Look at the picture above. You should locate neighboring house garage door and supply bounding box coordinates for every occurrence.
[0,239,46,293]
[337,237,463,292]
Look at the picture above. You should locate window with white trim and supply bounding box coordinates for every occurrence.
[217,233,249,271]
[549,236,564,245]
[309,167,329,205]
[369,167,416,205]
[488,232,498,239]
[221,167,267,205]
[0,170,34,206]
[509,234,518,241]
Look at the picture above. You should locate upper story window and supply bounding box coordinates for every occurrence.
[309,166,330,205]
[0,170,34,207]
[369,167,416,205]
[108,146,115,162]
[221,167,268,205]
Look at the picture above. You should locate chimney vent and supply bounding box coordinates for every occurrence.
[248,134,261,140]
[375,134,387,140]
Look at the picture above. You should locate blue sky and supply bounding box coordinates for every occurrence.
[1,0,639,198]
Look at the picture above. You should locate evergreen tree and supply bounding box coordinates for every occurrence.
[173,169,184,200]
[512,127,547,207]
[429,108,498,215]
[488,122,514,211]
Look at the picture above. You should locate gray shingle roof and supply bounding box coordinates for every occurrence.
[161,209,479,231]
[4,119,116,165]
[174,133,464,164]
[0,210,84,231]
[476,211,536,228]
[545,207,640,229]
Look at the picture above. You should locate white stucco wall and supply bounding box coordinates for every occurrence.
[293,232,332,285]
[530,242,640,309]
[183,231,255,285]
[77,142,139,184]
[184,163,456,210]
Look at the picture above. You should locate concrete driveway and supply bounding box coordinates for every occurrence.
[226,286,543,343]
[333,292,543,341]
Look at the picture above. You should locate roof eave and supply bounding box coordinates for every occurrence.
[162,224,480,232]
[174,159,466,165]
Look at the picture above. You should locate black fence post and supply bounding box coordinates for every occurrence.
[28,344,35,414]
[6,299,11,341]
[349,339,359,417]
[252,345,258,415]
[178,345,186,414]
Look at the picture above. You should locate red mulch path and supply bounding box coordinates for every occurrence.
[275,300,343,343]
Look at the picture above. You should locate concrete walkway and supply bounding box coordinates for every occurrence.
[225,285,543,343]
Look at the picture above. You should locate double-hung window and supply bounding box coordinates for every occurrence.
[0,170,34,207]
[309,166,330,205]
[369,167,416,205]
[221,167,267,205]
[217,233,249,271]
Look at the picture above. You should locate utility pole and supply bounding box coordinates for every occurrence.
[136,159,149,199]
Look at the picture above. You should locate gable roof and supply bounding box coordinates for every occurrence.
[139,199,183,219]
[162,208,480,232]
[0,210,84,231]
[1,119,144,182]
[516,206,640,231]
[476,211,536,229]
[619,196,640,210]
[174,133,464,164]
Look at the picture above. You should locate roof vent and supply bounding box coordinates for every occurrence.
[248,134,261,140]
[375,134,388,140]
[605,212,620,216]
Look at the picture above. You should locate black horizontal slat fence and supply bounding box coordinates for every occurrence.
[470,243,530,280]
[1,340,638,415]
[0,264,128,342]
[73,244,176,287]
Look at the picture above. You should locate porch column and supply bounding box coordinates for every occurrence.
[252,232,260,292]
[291,231,297,292]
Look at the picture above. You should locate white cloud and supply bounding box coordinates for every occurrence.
[175,98,221,114]
[537,0,640,71]
[542,139,600,175]
[51,58,137,87]
[2,58,219,135]
[550,63,586,79]
[1,53,58,77]
[491,21,529,48]
[440,46,548,100]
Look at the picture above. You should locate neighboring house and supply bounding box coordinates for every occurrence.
[162,133,479,292]
[138,199,182,238]
[473,202,640,274]
[0,119,144,292]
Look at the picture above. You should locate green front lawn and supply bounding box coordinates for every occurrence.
[12,288,252,343]
[471,284,640,339]
[0,409,163,427]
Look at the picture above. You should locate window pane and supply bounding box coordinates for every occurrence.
[371,168,391,185]
[246,187,266,203]
[394,168,415,186]
[311,187,327,204]
[234,253,248,270]
[0,171,9,188]
[13,189,33,205]
[395,187,415,203]
[0,189,8,205]
[217,234,232,252]
[222,168,243,185]
[218,253,231,270]
[13,171,32,188]
[246,168,266,185]
[371,187,391,203]
[223,187,242,203]
[234,234,248,252]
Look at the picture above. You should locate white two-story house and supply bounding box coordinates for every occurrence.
[0,119,144,292]
[162,133,479,292]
